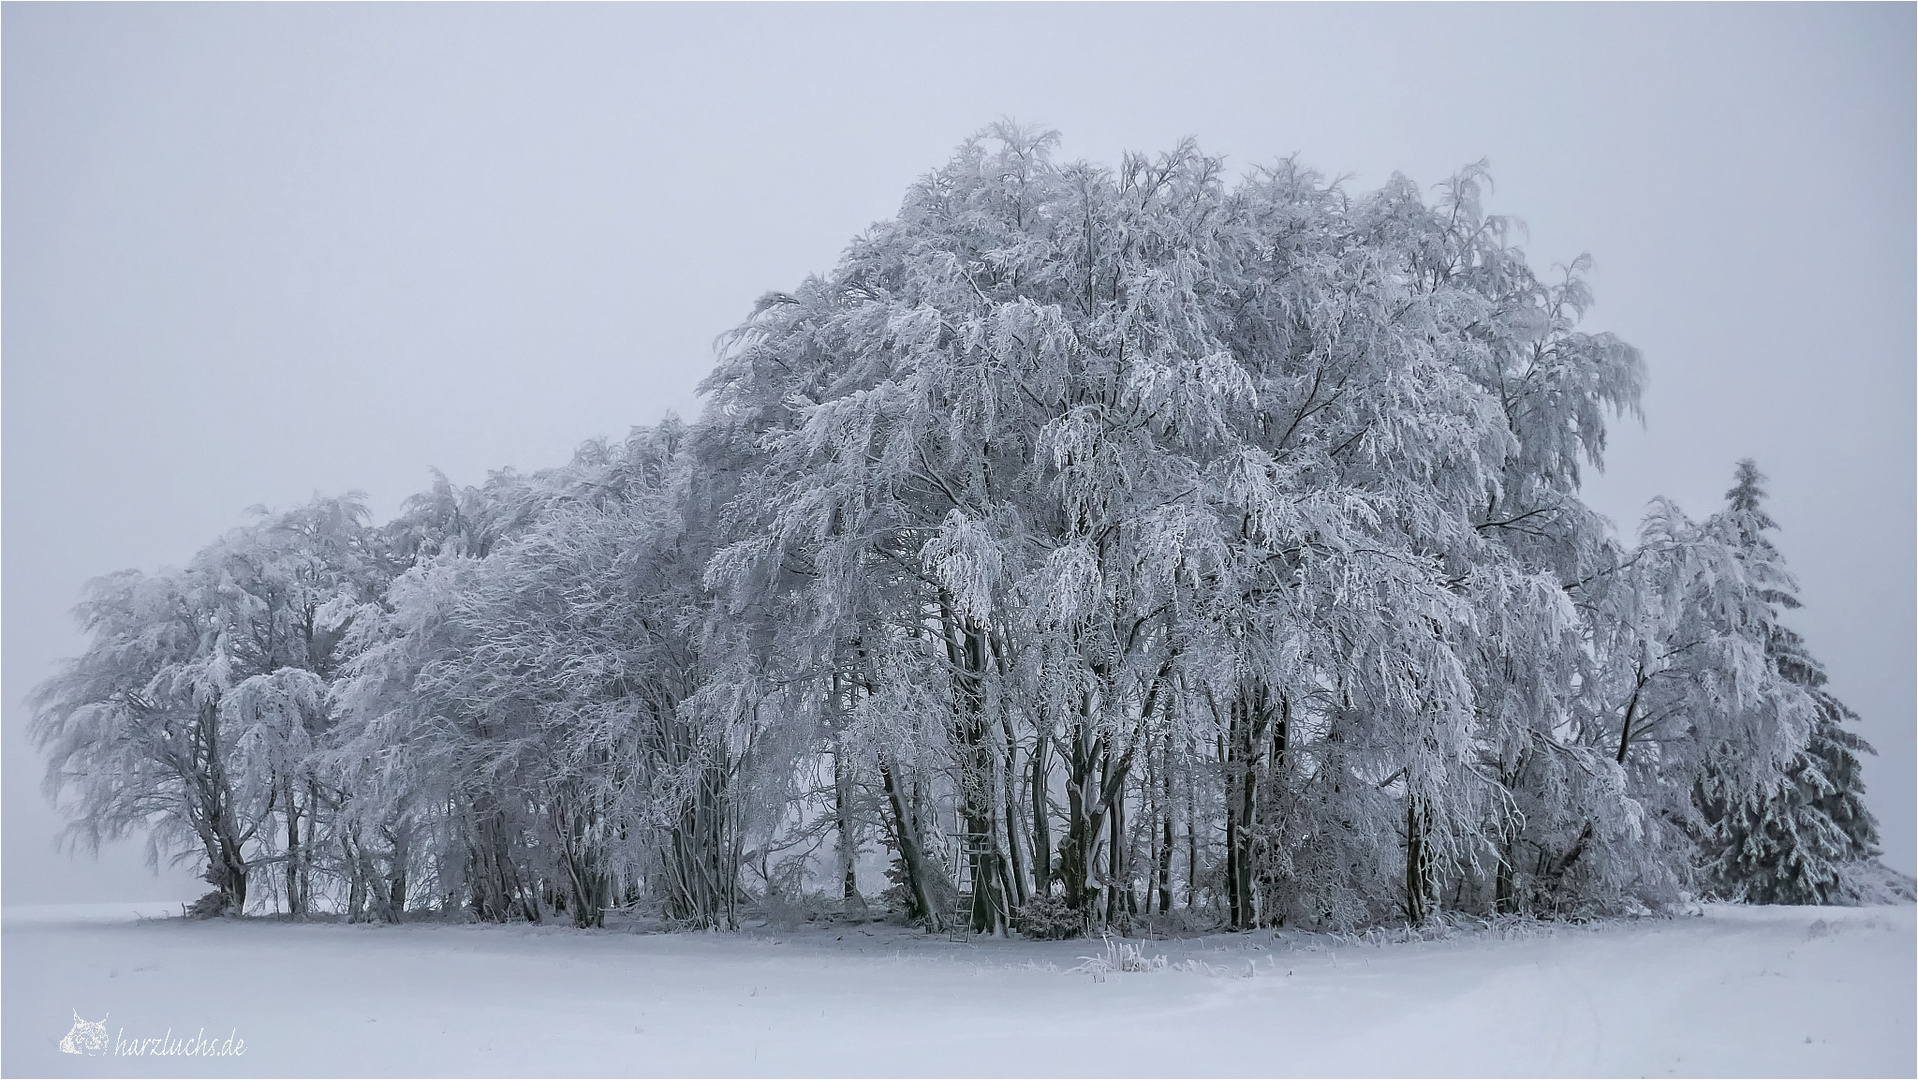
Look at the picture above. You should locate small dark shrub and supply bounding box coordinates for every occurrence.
[1017,893,1084,940]
[183,891,225,919]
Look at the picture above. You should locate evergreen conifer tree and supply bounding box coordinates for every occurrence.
[1697,460,1882,904]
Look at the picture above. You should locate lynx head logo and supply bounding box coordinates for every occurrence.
[58,1011,109,1056]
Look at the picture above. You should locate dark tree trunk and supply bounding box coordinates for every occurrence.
[1221,684,1283,929]
[283,778,303,918]
[665,758,732,928]
[1494,844,1516,916]
[1158,734,1175,913]
[1224,694,1260,930]
[1185,733,1200,911]
[879,757,946,931]
[189,699,248,916]
[561,801,608,929]
[940,597,1007,935]
[301,779,320,912]
[1056,658,1170,929]
[835,749,860,902]
[1404,795,1433,925]
[1060,708,1095,917]
[1257,696,1290,925]
[210,830,248,915]
[387,827,410,923]
[342,826,369,921]
[1000,715,1029,910]
[1106,767,1129,926]
[831,675,862,904]
[1030,733,1053,897]
[468,802,521,922]
[1617,667,1647,765]
[1144,742,1161,916]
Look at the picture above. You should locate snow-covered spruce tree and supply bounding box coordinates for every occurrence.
[1694,460,1882,904]
[1538,468,1823,916]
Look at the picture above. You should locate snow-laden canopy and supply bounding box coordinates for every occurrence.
[31,127,1887,930]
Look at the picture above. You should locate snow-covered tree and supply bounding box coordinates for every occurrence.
[33,496,386,915]
[700,127,1656,931]
[36,128,1880,934]
[1695,461,1883,904]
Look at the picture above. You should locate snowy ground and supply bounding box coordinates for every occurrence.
[3,901,1911,1078]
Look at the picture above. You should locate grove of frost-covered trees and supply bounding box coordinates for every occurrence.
[34,127,1899,934]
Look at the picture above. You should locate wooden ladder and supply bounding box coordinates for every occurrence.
[947,829,987,942]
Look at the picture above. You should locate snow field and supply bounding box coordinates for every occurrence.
[3,902,1911,1078]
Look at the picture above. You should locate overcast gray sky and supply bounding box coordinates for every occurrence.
[5,3,1912,904]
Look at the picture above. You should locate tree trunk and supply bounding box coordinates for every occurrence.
[1185,733,1200,911]
[1030,733,1053,897]
[831,672,861,903]
[301,779,319,913]
[1106,766,1128,927]
[940,597,1007,935]
[1220,684,1279,930]
[1404,795,1433,925]
[1144,743,1161,916]
[1158,733,1175,914]
[212,828,248,915]
[468,800,518,922]
[1224,804,1241,928]
[1617,668,1647,765]
[834,744,860,902]
[999,715,1029,910]
[879,757,945,931]
[283,777,303,918]
[1494,840,1516,916]
[1060,709,1096,917]
[1257,696,1289,925]
[387,825,410,923]
[192,699,248,916]
[1223,695,1257,930]
[561,800,607,929]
